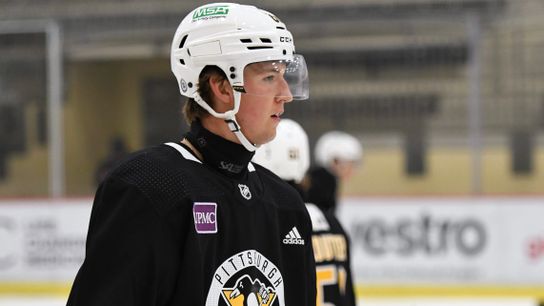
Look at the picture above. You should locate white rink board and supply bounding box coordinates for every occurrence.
[337,197,544,285]
[0,199,92,282]
[0,297,67,306]
[1,197,544,293]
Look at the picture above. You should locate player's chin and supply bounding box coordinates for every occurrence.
[259,127,278,145]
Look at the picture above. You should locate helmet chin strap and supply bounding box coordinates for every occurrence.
[224,116,259,152]
[194,91,259,152]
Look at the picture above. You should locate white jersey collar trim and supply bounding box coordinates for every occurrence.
[165,142,202,164]
[166,142,255,172]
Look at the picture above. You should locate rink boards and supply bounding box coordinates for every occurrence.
[0,197,543,305]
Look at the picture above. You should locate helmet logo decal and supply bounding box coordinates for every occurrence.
[192,5,230,21]
[238,184,252,200]
[206,250,285,306]
[288,148,299,160]
[180,79,188,92]
[279,37,292,43]
[267,13,281,23]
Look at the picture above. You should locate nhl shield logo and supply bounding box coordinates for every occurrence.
[238,184,252,200]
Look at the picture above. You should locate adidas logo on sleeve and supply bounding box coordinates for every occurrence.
[283,226,305,245]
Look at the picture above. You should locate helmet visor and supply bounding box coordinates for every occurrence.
[236,54,309,100]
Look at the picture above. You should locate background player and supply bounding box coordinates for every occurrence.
[254,119,357,306]
[306,131,363,215]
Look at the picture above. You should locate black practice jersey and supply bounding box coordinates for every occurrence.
[67,123,316,306]
[306,203,356,306]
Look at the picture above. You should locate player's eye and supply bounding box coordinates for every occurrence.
[263,75,275,82]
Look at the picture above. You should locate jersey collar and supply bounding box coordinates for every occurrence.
[185,120,255,179]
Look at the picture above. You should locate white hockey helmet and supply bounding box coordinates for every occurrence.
[171,3,309,151]
[253,119,310,183]
[314,131,363,167]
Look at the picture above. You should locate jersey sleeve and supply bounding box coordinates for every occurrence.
[304,208,318,306]
[66,176,184,306]
[331,214,357,306]
[344,271,357,306]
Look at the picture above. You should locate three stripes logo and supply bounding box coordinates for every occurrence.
[283,227,305,245]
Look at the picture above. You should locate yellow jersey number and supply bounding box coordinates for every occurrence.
[315,264,347,306]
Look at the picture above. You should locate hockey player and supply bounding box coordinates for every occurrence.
[253,119,357,306]
[67,3,315,306]
[306,131,363,215]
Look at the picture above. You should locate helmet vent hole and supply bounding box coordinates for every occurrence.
[247,46,273,50]
[240,38,252,43]
[179,34,188,49]
[276,26,285,30]
[179,59,185,65]
[260,38,272,43]
[188,82,193,88]
[282,49,286,55]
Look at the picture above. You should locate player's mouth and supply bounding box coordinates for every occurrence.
[271,111,283,121]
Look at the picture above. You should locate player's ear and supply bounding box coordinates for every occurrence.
[209,75,234,110]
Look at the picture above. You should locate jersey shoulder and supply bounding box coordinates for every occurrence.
[107,143,204,213]
[305,202,348,235]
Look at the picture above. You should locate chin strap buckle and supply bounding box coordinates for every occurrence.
[225,119,240,132]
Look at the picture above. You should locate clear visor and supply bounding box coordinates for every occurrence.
[235,54,309,100]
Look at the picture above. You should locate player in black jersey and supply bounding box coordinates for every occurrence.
[67,3,315,306]
[253,119,357,306]
[306,131,363,215]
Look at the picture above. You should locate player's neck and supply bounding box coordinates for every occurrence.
[184,120,255,179]
[201,116,240,145]
[180,138,203,161]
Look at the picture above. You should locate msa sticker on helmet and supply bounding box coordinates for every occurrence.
[192,5,230,21]
[206,250,285,306]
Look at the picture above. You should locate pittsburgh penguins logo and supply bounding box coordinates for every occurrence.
[221,275,277,306]
[206,250,285,306]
